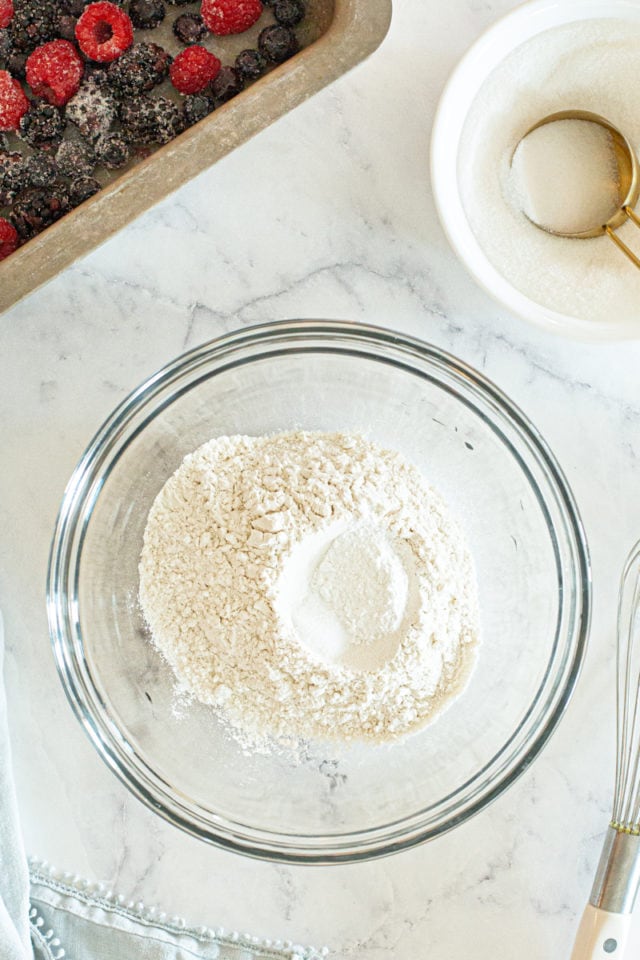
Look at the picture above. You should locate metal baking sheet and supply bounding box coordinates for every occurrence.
[0,0,392,313]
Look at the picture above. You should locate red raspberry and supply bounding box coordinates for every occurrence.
[0,70,28,131]
[170,45,221,94]
[0,0,13,30]
[26,41,84,107]
[0,217,19,260]
[200,0,263,36]
[75,2,134,63]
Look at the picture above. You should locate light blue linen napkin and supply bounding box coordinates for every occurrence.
[0,614,326,960]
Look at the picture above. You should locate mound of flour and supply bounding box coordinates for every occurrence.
[139,431,480,746]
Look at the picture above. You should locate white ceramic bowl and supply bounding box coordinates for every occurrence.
[430,0,640,341]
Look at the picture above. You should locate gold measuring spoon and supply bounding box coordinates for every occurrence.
[513,110,640,269]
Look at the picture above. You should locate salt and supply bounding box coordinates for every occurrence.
[510,119,620,235]
[459,19,640,324]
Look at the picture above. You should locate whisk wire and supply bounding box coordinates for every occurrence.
[614,542,640,830]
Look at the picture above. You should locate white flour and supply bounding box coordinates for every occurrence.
[139,431,480,747]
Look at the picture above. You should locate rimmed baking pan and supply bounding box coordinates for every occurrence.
[0,0,392,313]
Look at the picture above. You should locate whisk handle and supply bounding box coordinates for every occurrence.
[570,904,631,959]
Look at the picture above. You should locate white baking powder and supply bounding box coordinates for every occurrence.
[139,432,479,747]
[459,18,640,323]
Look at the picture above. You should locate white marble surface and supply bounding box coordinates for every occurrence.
[3,0,640,957]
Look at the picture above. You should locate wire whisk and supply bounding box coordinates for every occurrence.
[571,540,640,959]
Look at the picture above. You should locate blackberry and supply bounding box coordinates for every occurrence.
[235,48,266,81]
[10,0,60,51]
[120,94,182,144]
[182,92,213,126]
[55,138,96,178]
[129,0,165,30]
[18,102,66,150]
[6,51,27,79]
[25,152,58,187]
[172,12,207,45]
[0,133,7,151]
[258,24,298,63]
[56,13,78,42]
[165,0,192,5]
[84,63,110,86]
[66,76,117,139]
[69,175,100,205]
[0,150,26,203]
[273,0,305,27]
[10,184,70,240]
[94,130,130,168]
[107,42,171,98]
[0,28,12,63]
[210,65,242,104]
[59,0,90,16]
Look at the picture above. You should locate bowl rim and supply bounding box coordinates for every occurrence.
[47,319,591,863]
[430,0,640,341]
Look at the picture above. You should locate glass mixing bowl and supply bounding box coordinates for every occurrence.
[47,320,590,863]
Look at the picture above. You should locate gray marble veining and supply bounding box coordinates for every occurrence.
[2,0,640,957]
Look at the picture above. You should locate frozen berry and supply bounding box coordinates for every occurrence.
[129,0,165,30]
[56,14,78,42]
[0,216,18,258]
[0,131,6,149]
[172,13,207,45]
[235,48,266,80]
[182,91,213,125]
[0,28,11,61]
[201,0,262,36]
[75,2,133,63]
[83,61,109,83]
[165,0,192,5]
[60,0,86,16]
[107,41,170,96]
[170,45,219,94]
[0,148,24,201]
[0,0,13,30]
[66,76,117,138]
[273,0,304,26]
[10,184,70,239]
[94,129,129,167]
[10,0,59,52]
[25,151,57,186]
[55,137,95,177]
[120,93,182,143]
[26,40,84,106]
[6,51,26,79]
[209,64,242,103]
[258,23,297,62]
[0,69,27,130]
[18,100,65,148]
[69,174,100,204]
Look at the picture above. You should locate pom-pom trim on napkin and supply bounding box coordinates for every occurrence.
[28,858,328,960]
[28,906,65,960]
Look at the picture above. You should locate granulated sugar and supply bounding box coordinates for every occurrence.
[139,431,479,748]
[509,119,619,235]
[459,18,640,323]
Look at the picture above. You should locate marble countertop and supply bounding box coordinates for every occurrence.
[3,0,640,957]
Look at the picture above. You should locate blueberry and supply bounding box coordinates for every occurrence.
[258,24,299,63]
[273,0,305,27]
[235,48,267,80]
[172,12,207,45]
[209,66,243,104]
[129,0,166,30]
